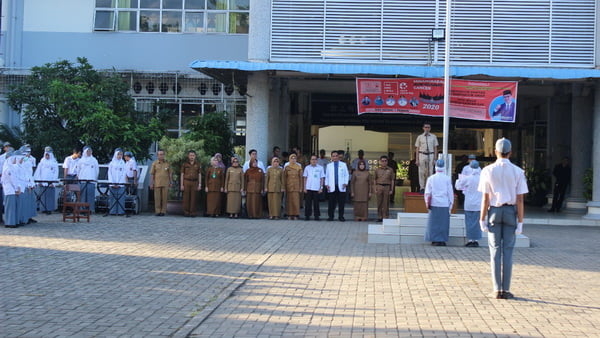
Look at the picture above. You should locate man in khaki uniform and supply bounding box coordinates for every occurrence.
[374,155,395,222]
[415,122,438,192]
[180,150,202,217]
[149,150,172,216]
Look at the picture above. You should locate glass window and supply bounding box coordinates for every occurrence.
[140,0,160,8]
[229,0,248,10]
[118,0,138,8]
[229,12,248,34]
[94,11,115,30]
[206,12,226,33]
[97,0,116,7]
[161,11,182,32]
[140,10,160,32]
[207,0,227,10]
[182,104,202,128]
[118,11,138,30]
[185,12,204,32]
[163,0,183,9]
[185,0,205,10]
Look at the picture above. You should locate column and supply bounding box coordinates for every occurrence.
[246,72,270,165]
[567,84,593,210]
[248,0,270,62]
[585,82,600,219]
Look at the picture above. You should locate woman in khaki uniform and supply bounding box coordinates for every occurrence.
[243,159,264,219]
[265,157,284,219]
[205,156,225,217]
[283,154,303,220]
[351,160,373,221]
[224,157,243,218]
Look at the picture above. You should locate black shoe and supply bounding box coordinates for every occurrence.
[494,291,503,299]
[377,218,383,222]
[5,225,18,228]
[28,218,37,223]
[314,216,320,221]
[327,218,334,221]
[160,213,165,216]
[338,217,345,222]
[155,213,161,216]
[439,242,446,246]
[305,217,310,221]
[501,291,514,299]
[432,242,439,246]
[547,208,555,212]
[555,209,561,213]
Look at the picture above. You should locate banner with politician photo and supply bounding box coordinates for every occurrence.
[356,78,518,123]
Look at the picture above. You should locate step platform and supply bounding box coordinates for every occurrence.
[368,212,530,247]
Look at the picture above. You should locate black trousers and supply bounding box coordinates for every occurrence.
[551,183,568,211]
[328,187,346,219]
[304,190,321,217]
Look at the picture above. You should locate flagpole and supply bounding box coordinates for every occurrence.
[442,0,452,174]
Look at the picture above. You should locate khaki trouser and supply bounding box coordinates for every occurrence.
[418,154,434,190]
[182,180,199,216]
[154,186,168,214]
[376,184,390,219]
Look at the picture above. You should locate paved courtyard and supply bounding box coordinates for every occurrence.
[1,211,599,337]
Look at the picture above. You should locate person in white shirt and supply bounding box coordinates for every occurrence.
[0,142,13,223]
[478,138,528,300]
[34,147,59,214]
[18,146,37,224]
[20,145,36,175]
[108,148,127,215]
[63,148,81,183]
[455,160,482,247]
[242,149,266,173]
[424,159,454,246]
[2,150,19,228]
[124,151,138,195]
[325,150,350,222]
[303,155,325,221]
[415,123,439,192]
[75,146,99,207]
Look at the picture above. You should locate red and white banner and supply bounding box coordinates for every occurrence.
[356,78,518,123]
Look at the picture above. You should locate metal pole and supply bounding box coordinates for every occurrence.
[442,0,452,175]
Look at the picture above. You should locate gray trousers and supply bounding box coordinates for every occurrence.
[487,205,517,292]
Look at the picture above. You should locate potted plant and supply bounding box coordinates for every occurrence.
[396,160,409,186]
[583,168,593,201]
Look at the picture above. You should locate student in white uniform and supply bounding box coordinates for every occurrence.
[124,151,138,195]
[75,146,99,207]
[2,150,19,228]
[17,147,37,224]
[63,148,81,183]
[455,160,482,247]
[108,148,127,216]
[34,147,59,214]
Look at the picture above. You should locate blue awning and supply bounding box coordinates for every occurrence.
[190,60,600,80]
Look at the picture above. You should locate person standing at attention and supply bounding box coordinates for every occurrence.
[415,123,438,192]
[180,150,202,217]
[374,155,395,222]
[303,155,325,221]
[548,157,571,213]
[455,160,482,247]
[325,150,350,222]
[478,138,528,300]
[149,150,172,216]
[424,159,454,246]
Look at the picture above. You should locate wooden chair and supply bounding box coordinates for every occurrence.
[62,184,91,222]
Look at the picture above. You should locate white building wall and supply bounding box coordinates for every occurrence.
[24,0,94,33]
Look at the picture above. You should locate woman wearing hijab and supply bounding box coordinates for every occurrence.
[75,146,99,208]
[265,157,284,220]
[243,159,264,219]
[107,148,127,215]
[283,153,303,220]
[17,148,36,224]
[224,156,243,218]
[205,156,225,217]
[350,160,373,221]
[33,146,59,214]
[424,159,454,246]
[2,150,19,227]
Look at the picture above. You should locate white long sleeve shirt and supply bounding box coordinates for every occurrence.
[424,171,454,208]
[76,155,99,180]
[455,171,482,211]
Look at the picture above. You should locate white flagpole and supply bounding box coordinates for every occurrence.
[442,0,452,174]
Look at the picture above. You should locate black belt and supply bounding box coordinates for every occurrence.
[493,204,514,207]
[377,184,390,186]
[184,178,198,182]
[419,152,434,155]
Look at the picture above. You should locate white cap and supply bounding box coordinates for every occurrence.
[495,138,511,153]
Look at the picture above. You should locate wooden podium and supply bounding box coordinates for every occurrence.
[403,192,458,214]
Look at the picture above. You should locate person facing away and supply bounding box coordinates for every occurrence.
[424,159,454,247]
[478,137,528,300]
[455,160,482,247]
[548,156,571,213]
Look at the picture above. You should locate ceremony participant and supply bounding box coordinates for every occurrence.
[415,123,438,192]
[214,153,226,169]
[455,160,482,247]
[2,150,19,228]
[149,150,172,216]
[272,146,281,163]
[18,146,37,223]
[243,159,264,219]
[63,148,81,183]
[224,156,243,218]
[124,151,138,195]
[33,147,59,214]
[351,149,370,172]
[21,145,36,175]
[107,149,127,216]
[317,149,329,171]
[408,158,420,192]
[548,157,571,213]
[283,154,303,220]
[180,150,202,217]
[424,159,454,246]
[350,160,373,221]
[303,155,325,221]
[325,150,350,222]
[374,155,395,222]
[242,149,266,173]
[76,146,99,208]
[388,152,398,203]
[479,138,528,300]
[205,156,225,217]
[265,157,284,219]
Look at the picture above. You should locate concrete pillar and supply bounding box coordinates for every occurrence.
[246,72,270,165]
[585,83,600,219]
[567,84,593,210]
[248,0,271,62]
[268,78,281,157]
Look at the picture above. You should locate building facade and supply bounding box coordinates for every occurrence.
[2,0,600,218]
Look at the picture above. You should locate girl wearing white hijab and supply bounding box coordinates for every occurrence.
[75,146,99,207]
[34,146,59,214]
[424,159,454,246]
[2,151,19,227]
[16,149,36,224]
[108,148,127,215]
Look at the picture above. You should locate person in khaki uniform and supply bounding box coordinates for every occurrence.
[415,123,438,192]
[149,150,172,216]
[350,160,373,221]
[374,155,395,222]
[224,157,243,218]
[283,154,303,220]
[243,159,264,219]
[205,156,225,217]
[180,150,202,217]
[265,157,284,220]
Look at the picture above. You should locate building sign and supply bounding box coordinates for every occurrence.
[356,78,518,123]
